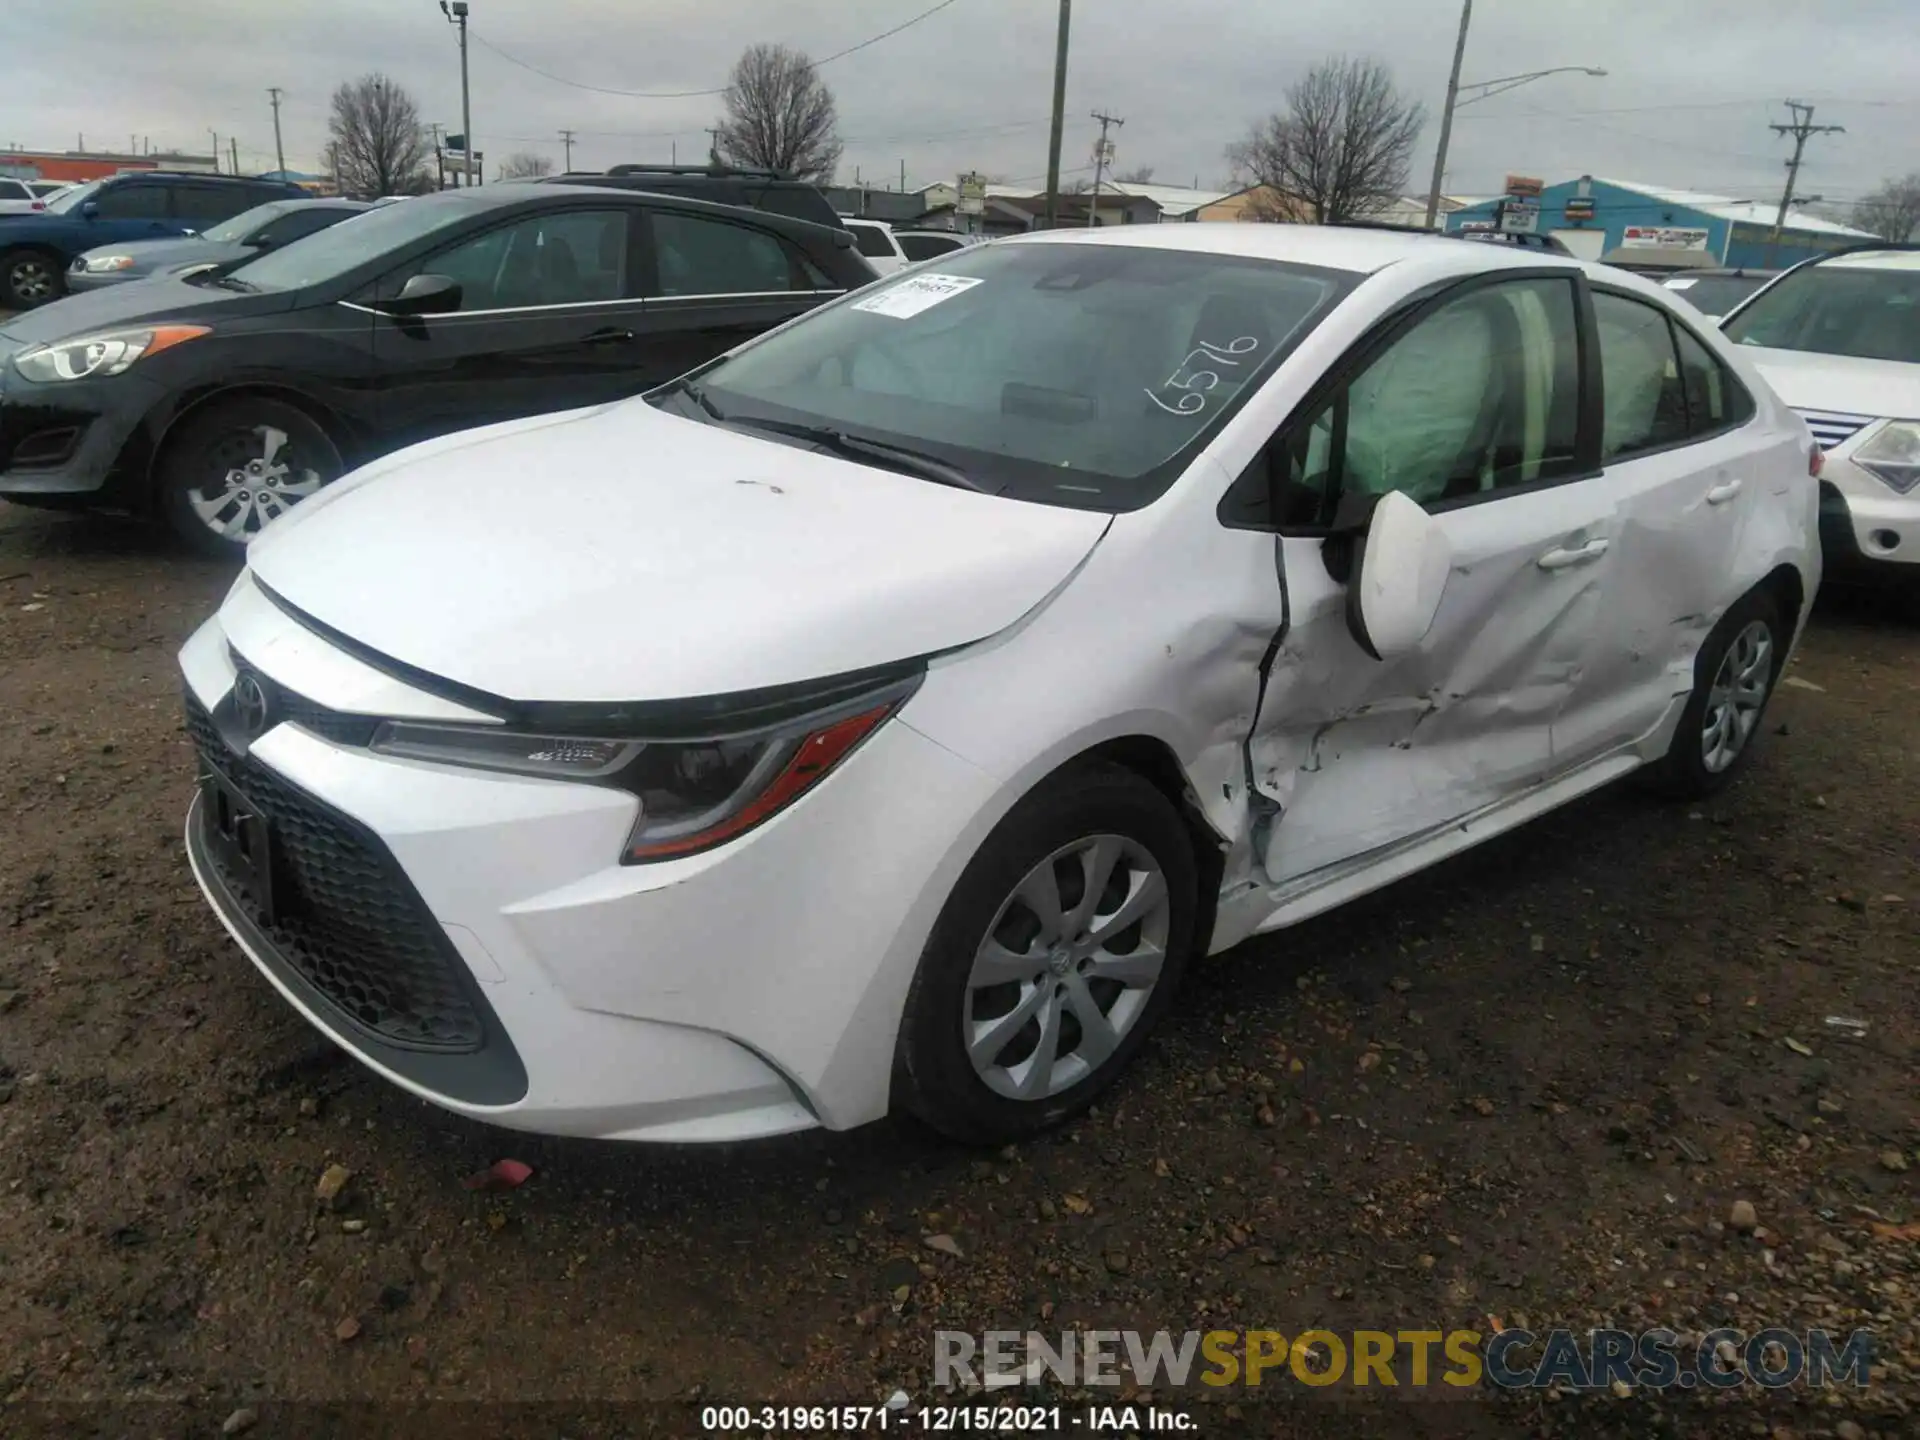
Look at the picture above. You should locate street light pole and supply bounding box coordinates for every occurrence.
[442,1,474,188]
[1042,0,1071,230]
[1423,0,1472,230]
[1425,55,1607,228]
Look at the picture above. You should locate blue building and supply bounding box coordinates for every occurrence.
[1444,176,1874,269]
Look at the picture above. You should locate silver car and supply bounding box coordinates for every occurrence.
[68,198,369,291]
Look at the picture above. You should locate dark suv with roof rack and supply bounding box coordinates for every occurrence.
[539,164,846,232]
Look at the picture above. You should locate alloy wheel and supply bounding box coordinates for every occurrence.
[1701,619,1772,774]
[7,255,54,303]
[964,834,1171,1102]
[186,424,326,543]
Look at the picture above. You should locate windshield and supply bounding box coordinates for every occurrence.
[1665,275,1771,317]
[201,202,290,244]
[676,241,1356,510]
[1723,261,1920,364]
[221,196,458,291]
[44,179,102,214]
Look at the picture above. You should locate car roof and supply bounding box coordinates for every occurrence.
[422,180,851,244]
[1819,249,1920,273]
[1664,267,1779,280]
[1000,221,1584,278]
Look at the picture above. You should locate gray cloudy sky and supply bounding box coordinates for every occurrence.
[5,0,1917,213]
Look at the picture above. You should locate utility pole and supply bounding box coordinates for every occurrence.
[559,128,575,171]
[705,126,723,165]
[1424,0,1472,229]
[230,138,240,176]
[1042,0,1072,229]
[209,129,220,174]
[1086,110,1123,227]
[442,1,474,187]
[267,87,287,175]
[900,158,907,192]
[1767,100,1844,263]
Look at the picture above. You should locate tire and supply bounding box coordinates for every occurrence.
[1640,588,1786,801]
[1,248,64,310]
[157,397,343,559]
[894,763,1199,1144]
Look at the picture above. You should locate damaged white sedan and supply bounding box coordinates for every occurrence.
[179,225,1820,1145]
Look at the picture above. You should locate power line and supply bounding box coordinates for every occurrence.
[469,0,968,99]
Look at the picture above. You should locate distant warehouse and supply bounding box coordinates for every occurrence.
[1445,176,1876,270]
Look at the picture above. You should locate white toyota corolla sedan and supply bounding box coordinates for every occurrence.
[179,225,1820,1145]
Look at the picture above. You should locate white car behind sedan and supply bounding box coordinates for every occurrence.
[179,224,1819,1146]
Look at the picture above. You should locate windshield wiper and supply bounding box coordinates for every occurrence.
[718,414,990,493]
[671,376,727,423]
[207,274,257,292]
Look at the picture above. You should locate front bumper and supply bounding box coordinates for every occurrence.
[0,371,161,504]
[178,600,1001,1141]
[1819,462,1920,582]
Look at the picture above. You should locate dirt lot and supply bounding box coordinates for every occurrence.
[0,501,1914,1438]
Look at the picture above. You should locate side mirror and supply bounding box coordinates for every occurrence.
[382,273,462,316]
[81,200,99,219]
[1343,490,1452,661]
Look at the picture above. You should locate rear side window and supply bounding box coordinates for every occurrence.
[847,223,896,260]
[0,179,29,201]
[173,185,258,224]
[1673,323,1754,435]
[91,183,166,220]
[1591,292,1690,460]
[255,207,349,246]
[898,233,966,262]
[650,212,801,296]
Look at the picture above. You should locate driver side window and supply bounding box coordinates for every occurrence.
[1269,277,1582,528]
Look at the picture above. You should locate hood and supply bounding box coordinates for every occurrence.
[0,274,296,346]
[1741,344,1920,420]
[78,237,248,272]
[246,400,1113,703]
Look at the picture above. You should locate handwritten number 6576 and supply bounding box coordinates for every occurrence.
[1145,335,1261,418]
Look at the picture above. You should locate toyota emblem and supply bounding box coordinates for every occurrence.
[232,670,274,739]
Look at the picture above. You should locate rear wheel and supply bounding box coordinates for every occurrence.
[157,398,342,558]
[894,764,1197,1143]
[0,248,63,309]
[1641,589,1785,800]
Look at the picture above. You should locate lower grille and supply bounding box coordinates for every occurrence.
[185,694,484,1052]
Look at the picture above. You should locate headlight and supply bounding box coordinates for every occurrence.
[1852,420,1920,494]
[369,697,901,863]
[83,255,136,273]
[12,324,209,383]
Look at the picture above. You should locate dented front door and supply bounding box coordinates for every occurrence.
[1258,482,1618,883]
[1243,272,1616,886]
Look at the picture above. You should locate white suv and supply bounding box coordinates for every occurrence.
[1721,247,1920,587]
[841,217,908,274]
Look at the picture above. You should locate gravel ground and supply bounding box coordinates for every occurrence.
[0,501,1914,1439]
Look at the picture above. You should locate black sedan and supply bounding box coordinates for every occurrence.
[67,198,374,292]
[0,184,874,554]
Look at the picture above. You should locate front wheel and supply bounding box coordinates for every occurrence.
[893,764,1198,1144]
[157,398,343,558]
[0,248,63,309]
[1641,589,1785,800]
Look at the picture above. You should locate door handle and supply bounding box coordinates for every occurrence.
[1537,537,1610,571]
[1706,477,1744,505]
[582,327,635,345]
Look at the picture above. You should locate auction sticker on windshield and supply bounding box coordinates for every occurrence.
[851,273,982,319]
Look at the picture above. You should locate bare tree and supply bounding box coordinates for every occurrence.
[496,151,554,180]
[1854,173,1920,243]
[1113,164,1156,184]
[327,74,432,198]
[714,43,842,181]
[1226,56,1424,224]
